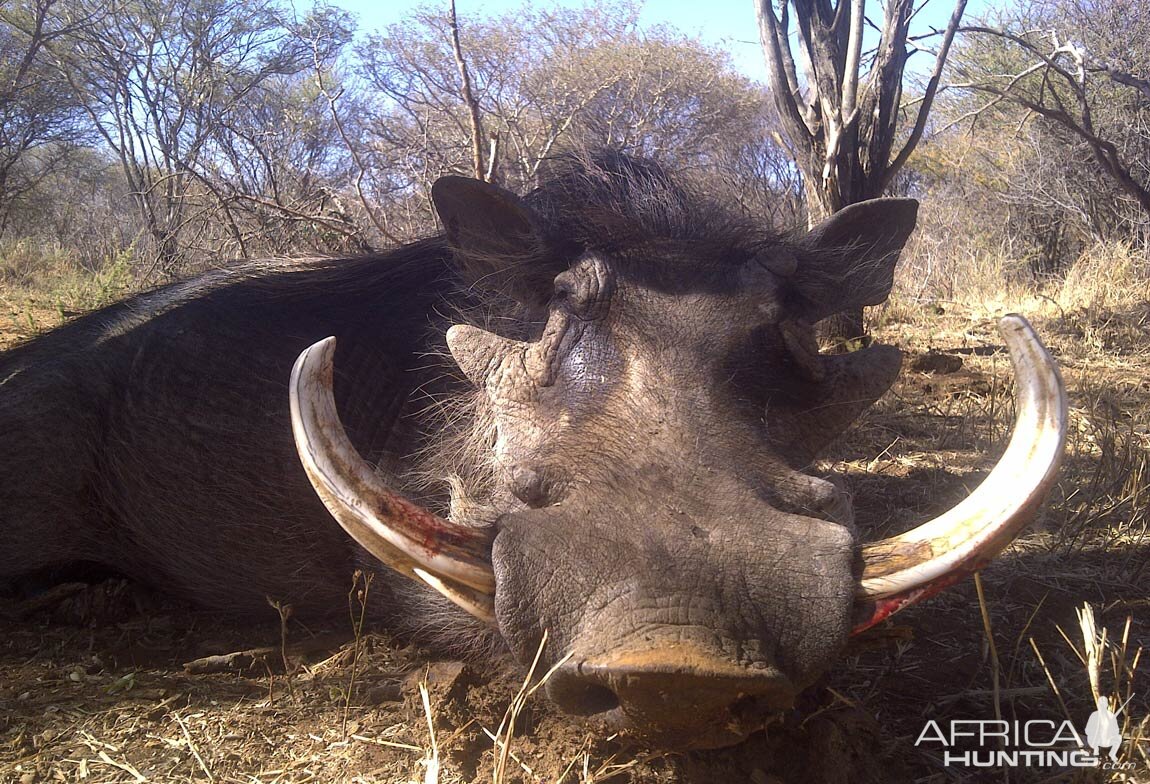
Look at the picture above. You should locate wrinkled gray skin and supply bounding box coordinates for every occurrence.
[0,153,917,748]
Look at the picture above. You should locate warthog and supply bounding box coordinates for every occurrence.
[0,152,1065,748]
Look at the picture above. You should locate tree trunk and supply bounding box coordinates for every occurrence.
[755,0,970,351]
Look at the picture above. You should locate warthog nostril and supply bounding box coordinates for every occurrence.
[545,666,621,716]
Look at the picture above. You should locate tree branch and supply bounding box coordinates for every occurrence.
[448,0,487,182]
[883,0,968,191]
[757,0,816,146]
[840,0,865,118]
[957,25,1150,219]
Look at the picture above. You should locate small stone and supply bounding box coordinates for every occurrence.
[404,661,466,694]
[402,660,474,706]
[365,682,403,704]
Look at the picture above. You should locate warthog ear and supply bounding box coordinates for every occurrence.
[432,176,554,307]
[790,198,919,321]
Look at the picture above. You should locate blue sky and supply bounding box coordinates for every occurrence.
[327,0,993,82]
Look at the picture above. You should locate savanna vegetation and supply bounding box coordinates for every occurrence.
[0,0,1147,781]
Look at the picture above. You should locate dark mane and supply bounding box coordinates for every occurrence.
[522,150,787,290]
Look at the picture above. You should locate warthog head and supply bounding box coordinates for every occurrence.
[289,155,1066,748]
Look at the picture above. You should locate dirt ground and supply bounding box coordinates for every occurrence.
[1,293,1148,783]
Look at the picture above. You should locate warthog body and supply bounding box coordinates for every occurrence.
[1,153,1065,747]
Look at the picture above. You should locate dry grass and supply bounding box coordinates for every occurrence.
[1058,243,1150,315]
[0,239,140,349]
[2,240,1149,782]
[849,240,1149,782]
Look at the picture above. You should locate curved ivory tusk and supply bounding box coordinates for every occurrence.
[289,337,496,596]
[853,315,1067,630]
[413,568,496,624]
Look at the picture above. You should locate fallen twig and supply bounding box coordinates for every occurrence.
[182,632,347,674]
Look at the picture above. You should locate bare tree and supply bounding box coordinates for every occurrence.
[953,23,1150,222]
[755,0,968,341]
[45,0,351,273]
[0,0,93,235]
[208,5,364,255]
[355,3,794,239]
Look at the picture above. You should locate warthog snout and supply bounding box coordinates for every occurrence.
[547,644,798,748]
